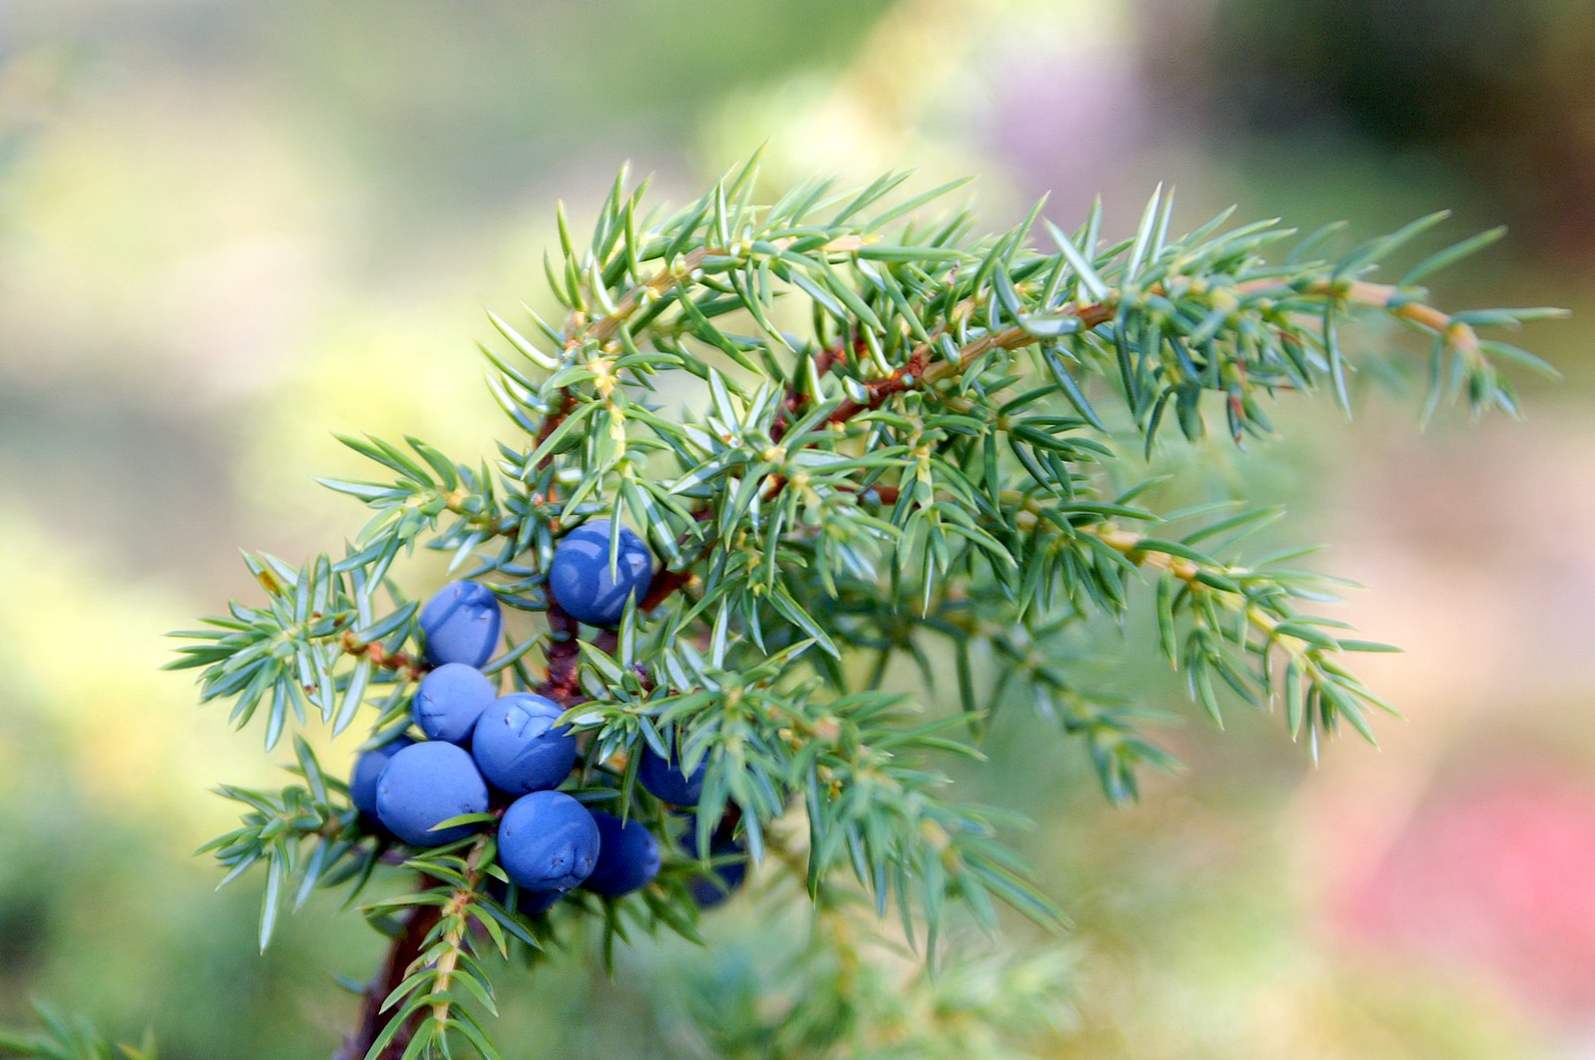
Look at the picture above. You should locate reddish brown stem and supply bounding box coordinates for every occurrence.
[770,336,856,442]
[863,484,900,504]
[825,345,931,427]
[536,600,584,705]
[337,900,442,1060]
[534,391,577,451]
[639,568,694,610]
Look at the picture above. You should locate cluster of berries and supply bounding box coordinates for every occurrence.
[346,521,744,911]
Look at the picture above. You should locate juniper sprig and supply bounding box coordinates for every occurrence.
[162,156,1562,1058]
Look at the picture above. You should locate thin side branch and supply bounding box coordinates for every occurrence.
[341,630,426,680]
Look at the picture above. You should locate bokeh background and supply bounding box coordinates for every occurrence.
[2,1,1592,1056]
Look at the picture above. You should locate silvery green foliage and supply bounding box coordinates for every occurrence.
[164,158,1561,1058]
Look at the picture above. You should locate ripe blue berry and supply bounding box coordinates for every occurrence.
[547,520,654,627]
[498,791,600,892]
[582,811,661,897]
[349,735,413,818]
[637,746,706,806]
[374,741,489,847]
[419,580,502,668]
[683,830,747,908]
[412,662,496,744]
[471,693,576,795]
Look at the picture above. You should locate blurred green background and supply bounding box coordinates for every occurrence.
[3,1,1592,1056]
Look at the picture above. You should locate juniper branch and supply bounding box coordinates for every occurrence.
[170,163,1564,1060]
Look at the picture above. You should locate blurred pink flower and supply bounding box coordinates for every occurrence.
[1333,769,1595,1022]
